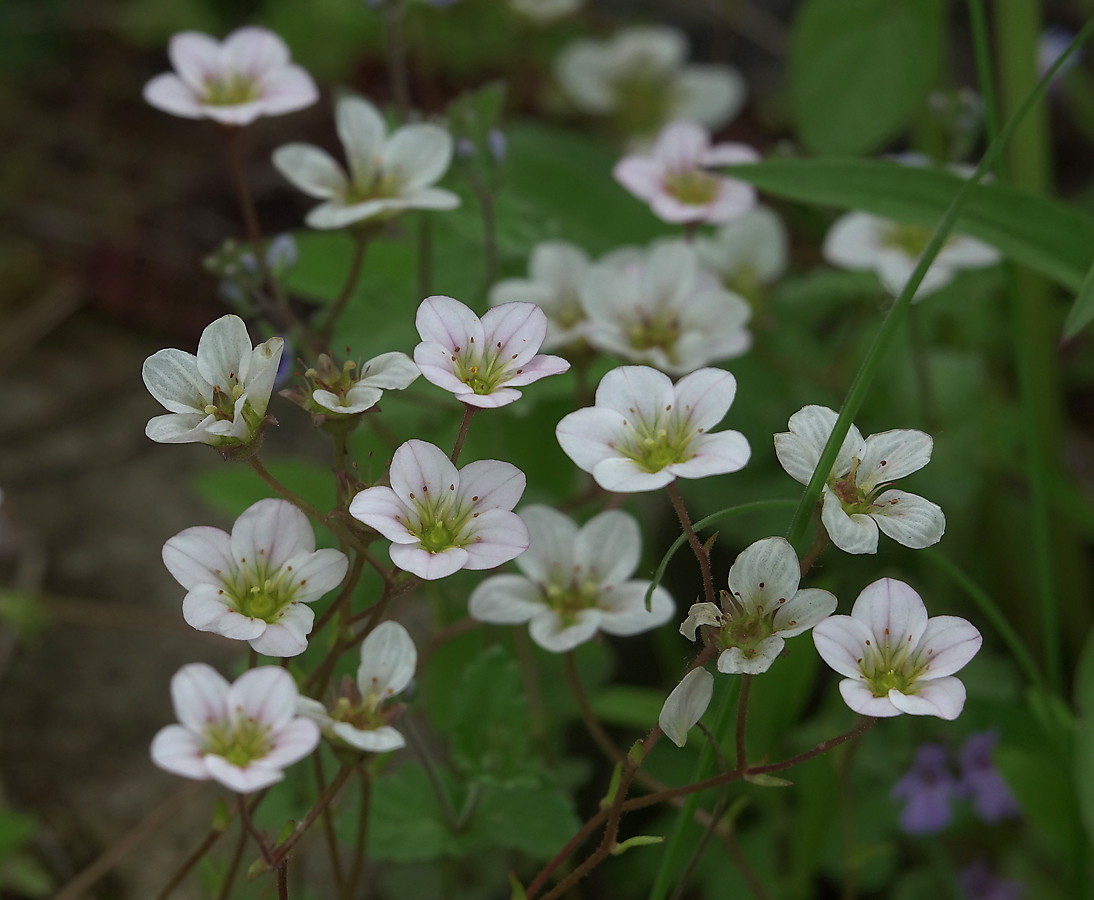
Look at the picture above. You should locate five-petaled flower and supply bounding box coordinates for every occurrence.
[150,664,320,793]
[680,536,837,674]
[556,26,745,140]
[273,95,460,230]
[142,314,284,447]
[283,351,420,420]
[349,440,529,580]
[890,743,958,834]
[163,498,349,656]
[581,240,751,374]
[774,405,945,555]
[613,120,758,225]
[297,621,416,753]
[143,27,318,125]
[469,506,674,652]
[413,296,570,408]
[812,578,982,720]
[488,242,592,352]
[555,365,750,492]
[823,210,1000,301]
[658,666,714,748]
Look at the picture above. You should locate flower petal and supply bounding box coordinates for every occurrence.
[469,574,545,624]
[555,406,628,474]
[182,585,267,641]
[150,725,209,779]
[462,509,531,570]
[168,31,222,91]
[230,498,315,572]
[870,490,945,549]
[851,578,929,650]
[613,156,664,201]
[651,120,709,168]
[726,536,801,616]
[415,295,485,353]
[226,666,299,732]
[823,212,885,270]
[857,429,933,489]
[774,405,864,485]
[260,717,320,768]
[388,440,460,510]
[480,302,548,369]
[717,635,785,674]
[458,459,526,513]
[382,124,453,191]
[273,143,348,200]
[203,756,284,793]
[594,365,676,426]
[889,677,967,720]
[358,620,417,700]
[281,548,349,604]
[502,353,571,387]
[143,348,209,414]
[812,614,874,680]
[195,314,253,390]
[574,510,641,585]
[597,582,675,635]
[821,489,879,555]
[911,616,982,680]
[333,723,406,753]
[514,506,578,583]
[257,64,318,116]
[162,526,234,590]
[358,351,420,390]
[669,430,751,480]
[674,65,746,128]
[679,601,723,640]
[659,666,714,747]
[528,608,602,653]
[248,603,313,657]
[336,95,386,186]
[772,587,837,638]
[592,457,676,493]
[348,486,416,544]
[143,73,203,119]
[221,27,291,79]
[390,544,468,580]
[170,663,230,733]
[671,367,737,434]
[838,679,901,717]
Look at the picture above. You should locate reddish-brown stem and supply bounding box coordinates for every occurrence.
[238,792,273,865]
[320,234,368,345]
[313,753,345,896]
[345,767,371,900]
[277,861,289,900]
[450,404,477,463]
[266,765,354,870]
[667,480,715,605]
[525,810,610,898]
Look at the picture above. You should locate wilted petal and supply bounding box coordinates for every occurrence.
[679,601,723,641]
[821,489,879,555]
[659,667,714,747]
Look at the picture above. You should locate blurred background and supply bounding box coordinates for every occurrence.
[4,0,1094,898]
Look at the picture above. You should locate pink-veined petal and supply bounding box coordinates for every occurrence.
[812,615,875,680]
[226,666,299,731]
[260,717,320,768]
[888,677,967,720]
[462,509,530,570]
[357,621,417,700]
[170,663,230,733]
[669,430,751,480]
[839,679,901,717]
[870,490,945,549]
[230,498,315,572]
[348,486,417,544]
[182,585,267,641]
[248,603,313,658]
[851,578,929,651]
[821,489,879,555]
[388,440,460,510]
[457,459,526,512]
[162,526,234,590]
[389,544,468,580]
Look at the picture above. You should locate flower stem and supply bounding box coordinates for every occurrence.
[734,674,752,771]
[313,753,345,897]
[320,234,368,346]
[667,481,715,606]
[381,0,412,119]
[450,404,477,463]
[783,19,1094,550]
[266,765,354,869]
[215,823,249,900]
[344,767,371,900]
[798,509,829,577]
[276,861,289,900]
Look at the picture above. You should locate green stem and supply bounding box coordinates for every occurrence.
[784,18,1094,550]
[215,824,248,900]
[967,0,1002,165]
[320,235,368,345]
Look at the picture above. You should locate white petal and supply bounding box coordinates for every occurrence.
[143,348,209,414]
[305,198,386,229]
[774,405,864,485]
[230,498,315,572]
[241,337,283,419]
[673,64,746,129]
[821,489,879,555]
[348,486,416,544]
[226,666,299,731]
[812,615,874,680]
[203,756,284,793]
[295,697,334,729]
[168,32,222,90]
[260,717,320,768]
[502,354,570,387]
[281,548,349,604]
[332,722,406,753]
[659,667,714,747]
[273,143,348,200]
[170,663,230,733]
[528,608,602,652]
[823,212,886,270]
[321,385,381,414]
[888,677,967,720]
[195,314,253,390]
[415,295,485,352]
[150,725,209,779]
[850,578,929,651]
[838,679,902,717]
[469,574,545,624]
[651,120,709,168]
[389,544,469,580]
[697,205,788,285]
[336,95,386,186]
[671,367,737,434]
[358,351,420,391]
[514,506,578,583]
[669,430,751,480]
[480,302,549,368]
[397,186,461,210]
[597,582,675,635]
[574,510,641,585]
[870,490,946,549]
[462,509,531,570]
[935,234,1000,269]
[388,440,459,510]
[143,73,203,118]
[529,241,590,293]
[857,429,933,489]
[772,588,837,638]
[457,459,527,512]
[910,616,982,681]
[358,620,417,700]
[221,27,290,79]
[613,156,664,202]
[248,603,313,657]
[456,386,524,409]
[162,526,234,590]
[726,536,800,616]
[382,124,453,190]
[256,64,318,117]
[592,457,676,493]
[679,601,723,641]
[555,40,615,112]
[594,366,676,427]
[717,635,785,674]
[555,406,628,474]
[182,585,266,641]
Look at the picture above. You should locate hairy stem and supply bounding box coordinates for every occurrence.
[450,404,477,463]
[667,480,715,606]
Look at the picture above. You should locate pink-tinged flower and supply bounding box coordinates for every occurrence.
[580,240,751,375]
[413,296,570,408]
[150,664,319,793]
[774,405,945,555]
[163,499,349,657]
[555,365,750,492]
[282,351,420,420]
[143,27,318,125]
[614,121,758,225]
[659,666,714,748]
[680,537,837,674]
[142,314,284,447]
[813,578,982,720]
[488,241,591,351]
[469,506,674,652]
[297,621,416,753]
[348,440,529,580]
[890,743,958,834]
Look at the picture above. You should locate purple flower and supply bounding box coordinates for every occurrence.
[960,860,1023,900]
[890,743,957,834]
[487,129,507,165]
[959,731,1021,823]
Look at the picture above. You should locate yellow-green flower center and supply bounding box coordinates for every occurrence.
[203,75,261,106]
[880,223,936,258]
[858,632,928,699]
[205,717,272,768]
[344,170,405,205]
[545,579,600,627]
[628,313,680,355]
[663,169,720,205]
[452,342,513,396]
[223,567,298,624]
[404,489,478,556]
[611,68,676,138]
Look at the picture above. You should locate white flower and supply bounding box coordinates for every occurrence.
[150,664,320,793]
[694,205,789,300]
[349,440,529,580]
[823,211,1000,301]
[812,578,982,720]
[613,120,759,225]
[297,621,416,753]
[413,296,570,408]
[580,240,751,375]
[142,314,284,446]
[679,537,837,674]
[659,667,714,748]
[273,95,460,230]
[774,405,945,555]
[488,242,591,351]
[143,27,318,125]
[511,0,581,22]
[305,351,420,417]
[163,499,349,656]
[556,365,750,493]
[555,26,746,139]
[469,506,674,652]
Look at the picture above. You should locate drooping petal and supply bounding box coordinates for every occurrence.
[851,578,930,655]
[726,536,801,617]
[461,509,531,570]
[182,585,267,641]
[230,498,315,573]
[821,489,879,555]
[469,574,545,624]
[358,620,417,701]
[162,526,234,590]
[910,616,982,681]
[382,124,453,191]
[673,64,746,129]
[514,506,578,583]
[143,73,204,118]
[574,510,641,585]
[336,96,386,186]
[812,615,875,680]
[260,717,320,769]
[555,406,628,473]
[248,603,313,657]
[597,582,675,635]
[772,587,838,638]
[838,679,902,717]
[888,678,967,720]
[857,429,933,489]
[528,608,602,653]
[358,351,420,390]
[348,486,417,544]
[679,601,723,641]
[332,722,406,753]
[170,663,230,732]
[717,635,785,674]
[280,548,349,604]
[273,143,348,199]
[870,490,946,549]
[669,431,751,480]
[150,725,210,779]
[659,666,714,747]
[203,756,284,793]
[387,440,460,510]
[389,544,469,580]
[457,459,527,512]
[226,666,299,732]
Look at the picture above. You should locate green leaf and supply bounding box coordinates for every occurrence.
[192,459,335,519]
[0,810,36,858]
[729,157,1094,291]
[789,0,943,155]
[1064,258,1094,338]
[471,785,580,859]
[611,834,665,855]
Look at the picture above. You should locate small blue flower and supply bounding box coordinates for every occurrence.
[455,136,476,160]
[266,233,298,273]
[890,743,957,834]
[959,731,1021,824]
[960,860,1023,900]
[487,128,507,165]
